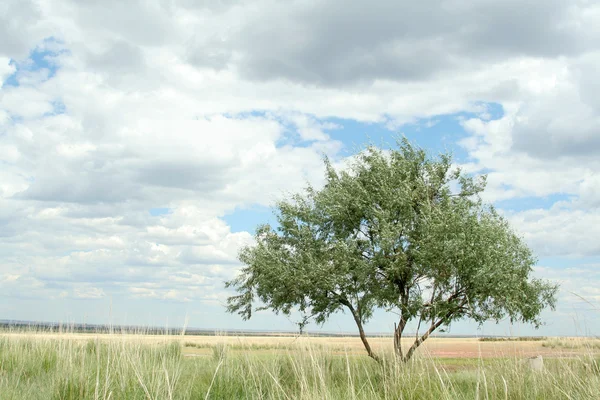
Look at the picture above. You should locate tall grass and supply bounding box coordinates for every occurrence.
[543,337,600,350]
[0,334,599,399]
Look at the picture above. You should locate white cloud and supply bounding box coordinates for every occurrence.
[0,0,51,59]
[281,112,341,142]
[0,56,15,83]
[129,287,196,303]
[73,286,105,299]
[1,86,55,118]
[506,208,600,257]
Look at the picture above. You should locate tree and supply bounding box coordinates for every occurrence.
[225,139,558,362]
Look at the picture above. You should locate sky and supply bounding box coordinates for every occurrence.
[1,0,600,337]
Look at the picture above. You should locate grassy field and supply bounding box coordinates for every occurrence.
[1,332,599,399]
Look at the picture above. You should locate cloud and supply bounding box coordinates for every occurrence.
[0,204,252,303]
[129,287,192,303]
[1,0,592,124]
[0,0,46,59]
[1,86,55,118]
[72,285,105,299]
[0,57,15,83]
[506,208,600,258]
[85,40,145,77]
[533,265,600,311]
[280,112,340,142]
[509,63,600,159]
[456,78,600,270]
[182,0,597,87]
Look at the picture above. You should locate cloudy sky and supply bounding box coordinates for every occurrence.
[1,0,599,336]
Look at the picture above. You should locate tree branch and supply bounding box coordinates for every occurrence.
[403,298,468,362]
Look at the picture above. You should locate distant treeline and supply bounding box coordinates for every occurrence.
[2,320,545,339]
[0,320,364,337]
[478,336,547,342]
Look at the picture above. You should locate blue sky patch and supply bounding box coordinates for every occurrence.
[536,256,600,269]
[326,102,504,163]
[149,208,171,217]
[3,37,65,88]
[495,193,572,212]
[223,205,278,234]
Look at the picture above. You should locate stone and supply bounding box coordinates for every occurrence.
[525,355,544,372]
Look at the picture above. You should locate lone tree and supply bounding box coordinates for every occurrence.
[226,139,558,362]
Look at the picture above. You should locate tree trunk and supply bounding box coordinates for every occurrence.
[344,302,380,362]
[394,318,406,359]
[354,313,380,362]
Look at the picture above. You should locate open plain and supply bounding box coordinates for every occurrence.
[1,331,599,399]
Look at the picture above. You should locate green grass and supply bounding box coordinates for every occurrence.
[1,335,600,399]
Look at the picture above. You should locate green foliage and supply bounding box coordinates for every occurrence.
[226,139,558,360]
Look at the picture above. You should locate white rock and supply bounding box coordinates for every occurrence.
[525,355,544,371]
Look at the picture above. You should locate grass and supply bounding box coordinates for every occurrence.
[1,333,600,399]
[542,337,600,350]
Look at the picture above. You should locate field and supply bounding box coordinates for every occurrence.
[1,331,599,399]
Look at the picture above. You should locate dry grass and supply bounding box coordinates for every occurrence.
[1,331,600,399]
[543,337,600,350]
[4,331,598,358]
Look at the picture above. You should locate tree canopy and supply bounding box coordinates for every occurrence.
[226,139,558,362]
